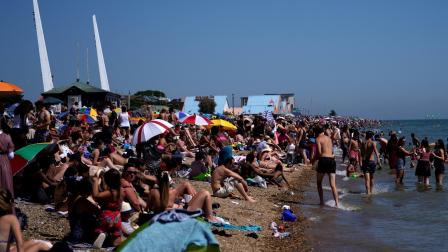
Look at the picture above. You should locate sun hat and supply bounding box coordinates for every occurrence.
[121,202,132,213]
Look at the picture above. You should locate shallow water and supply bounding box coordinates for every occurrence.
[303,120,448,252]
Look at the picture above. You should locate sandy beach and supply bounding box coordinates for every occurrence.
[17,164,314,252]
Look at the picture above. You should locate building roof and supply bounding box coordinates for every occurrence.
[182,96,229,114]
[42,81,112,95]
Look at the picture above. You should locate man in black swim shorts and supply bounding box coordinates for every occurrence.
[315,125,339,207]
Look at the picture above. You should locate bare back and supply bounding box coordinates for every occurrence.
[317,134,334,158]
[362,139,377,161]
[211,165,227,192]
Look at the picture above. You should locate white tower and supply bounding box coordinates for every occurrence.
[92,15,110,91]
[32,0,54,92]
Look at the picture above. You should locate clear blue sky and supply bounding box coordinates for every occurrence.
[1,0,448,119]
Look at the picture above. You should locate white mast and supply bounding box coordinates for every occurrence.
[92,15,110,91]
[33,0,54,92]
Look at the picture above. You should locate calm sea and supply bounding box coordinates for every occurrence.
[303,120,448,252]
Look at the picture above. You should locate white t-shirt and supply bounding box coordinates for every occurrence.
[287,143,296,154]
[119,112,130,128]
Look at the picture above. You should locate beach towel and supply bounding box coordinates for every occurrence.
[118,209,219,252]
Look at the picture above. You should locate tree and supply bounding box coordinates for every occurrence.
[198,97,216,114]
[134,90,166,97]
[329,110,337,117]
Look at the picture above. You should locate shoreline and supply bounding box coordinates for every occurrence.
[17,165,315,252]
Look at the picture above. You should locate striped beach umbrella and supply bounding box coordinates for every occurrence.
[175,111,189,121]
[179,114,212,126]
[10,143,51,175]
[131,119,173,145]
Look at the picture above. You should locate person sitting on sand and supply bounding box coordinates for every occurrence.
[0,188,52,252]
[92,169,124,247]
[121,163,147,212]
[189,151,211,181]
[91,139,122,170]
[148,171,220,223]
[241,152,290,188]
[211,146,256,202]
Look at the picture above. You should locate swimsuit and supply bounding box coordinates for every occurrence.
[362,160,377,174]
[317,157,336,174]
[349,149,360,162]
[434,155,445,176]
[213,178,238,198]
[96,200,122,240]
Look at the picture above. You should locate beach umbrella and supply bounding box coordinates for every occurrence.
[0,81,23,97]
[10,143,51,175]
[89,107,98,118]
[210,119,237,131]
[131,119,173,145]
[180,114,212,126]
[175,111,189,121]
[43,97,63,105]
[81,114,97,124]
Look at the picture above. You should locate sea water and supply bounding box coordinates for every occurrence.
[303,120,448,252]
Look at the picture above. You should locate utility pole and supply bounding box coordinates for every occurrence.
[232,93,235,115]
[128,90,131,109]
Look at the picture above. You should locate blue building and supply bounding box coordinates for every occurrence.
[182,96,229,114]
[241,93,295,115]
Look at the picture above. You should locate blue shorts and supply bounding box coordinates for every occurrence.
[397,159,405,170]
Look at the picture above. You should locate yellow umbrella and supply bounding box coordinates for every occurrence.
[210,119,237,131]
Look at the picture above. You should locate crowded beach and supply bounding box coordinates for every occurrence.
[3,95,422,251]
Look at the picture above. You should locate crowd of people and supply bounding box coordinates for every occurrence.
[0,99,445,251]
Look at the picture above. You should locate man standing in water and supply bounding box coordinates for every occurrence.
[361,131,380,195]
[316,125,339,207]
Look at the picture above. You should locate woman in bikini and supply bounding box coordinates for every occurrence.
[92,169,124,247]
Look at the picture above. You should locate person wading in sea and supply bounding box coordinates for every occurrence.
[316,125,339,207]
[361,131,380,194]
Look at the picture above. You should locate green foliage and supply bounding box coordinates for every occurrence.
[134,90,166,97]
[198,98,216,114]
[329,110,337,117]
